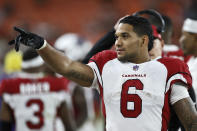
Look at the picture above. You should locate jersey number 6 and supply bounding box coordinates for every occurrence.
[121,79,143,118]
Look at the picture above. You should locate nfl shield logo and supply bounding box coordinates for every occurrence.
[133,65,139,71]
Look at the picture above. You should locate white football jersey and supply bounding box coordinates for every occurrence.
[0,76,71,131]
[88,50,192,131]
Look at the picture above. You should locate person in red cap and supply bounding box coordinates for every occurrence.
[148,25,164,59]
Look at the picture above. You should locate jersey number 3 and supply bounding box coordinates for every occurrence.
[121,79,143,118]
[26,99,44,129]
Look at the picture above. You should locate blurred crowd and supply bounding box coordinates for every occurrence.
[0,0,197,74]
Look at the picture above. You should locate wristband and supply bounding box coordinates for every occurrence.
[37,40,47,50]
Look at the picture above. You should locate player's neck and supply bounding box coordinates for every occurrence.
[128,53,151,64]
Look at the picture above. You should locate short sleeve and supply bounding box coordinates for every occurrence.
[87,62,99,91]
[87,50,117,93]
[170,83,190,105]
[158,57,192,92]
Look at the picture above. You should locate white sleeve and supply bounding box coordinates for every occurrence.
[170,84,190,105]
[86,63,99,91]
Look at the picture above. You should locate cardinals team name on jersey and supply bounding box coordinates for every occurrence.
[122,74,146,77]
[88,50,192,131]
[20,82,50,94]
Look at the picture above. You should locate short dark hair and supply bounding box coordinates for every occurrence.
[23,48,39,61]
[119,15,154,51]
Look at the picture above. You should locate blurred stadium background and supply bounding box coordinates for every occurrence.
[0,0,197,74]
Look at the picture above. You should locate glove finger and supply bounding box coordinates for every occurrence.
[15,35,21,51]
[8,40,15,45]
[14,27,27,35]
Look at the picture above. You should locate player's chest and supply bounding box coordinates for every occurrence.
[101,61,167,103]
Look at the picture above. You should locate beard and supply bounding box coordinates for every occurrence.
[117,56,128,62]
[117,53,136,63]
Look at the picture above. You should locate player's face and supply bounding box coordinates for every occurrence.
[180,31,197,56]
[115,23,142,62]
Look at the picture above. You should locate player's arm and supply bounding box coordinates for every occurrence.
[168,86,196,131]
[0,100,12,131]
[72,86,88,127]
[9,27,94,87]
[172,83,197,131]
[38,43,94,87]
[173,98,197,131]
[59,101,76,131]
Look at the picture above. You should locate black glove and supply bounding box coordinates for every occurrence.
[8,27,44,51]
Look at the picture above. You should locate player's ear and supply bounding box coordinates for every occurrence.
[141,35,149,47]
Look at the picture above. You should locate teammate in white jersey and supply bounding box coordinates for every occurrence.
[0,49,76,131]
[8,13,197,131]
[180,18,197,95]
[167,18,197,97]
